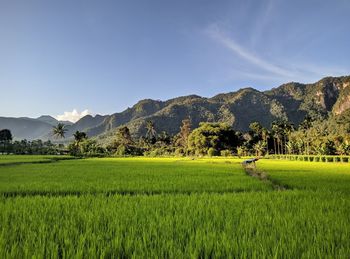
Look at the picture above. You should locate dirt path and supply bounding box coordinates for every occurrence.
[242,163,289,191]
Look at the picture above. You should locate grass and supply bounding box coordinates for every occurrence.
[0,156,350,258]
[0,155,72,165]
[258,159,350,193]
[0,157,271,196]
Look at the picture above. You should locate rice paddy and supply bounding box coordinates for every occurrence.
[0,156,349,258]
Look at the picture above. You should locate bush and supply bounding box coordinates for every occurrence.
[326,156,334,162]
[207,148,218,157]
[116,145,127,156]
[195,150,203,157]
[220,150,232,157]
[144,147,172,157]
[174,148,185,157]
[68,143,81,157]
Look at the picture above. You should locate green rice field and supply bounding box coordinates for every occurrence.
[0,156,350,258]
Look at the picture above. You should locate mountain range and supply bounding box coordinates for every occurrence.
[1,75,350,142]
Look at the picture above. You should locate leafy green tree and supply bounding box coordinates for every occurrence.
[0,129,12,154]
[175,118,191,148]
[0,129,12,142]
[236,146,244,157]
[187,123,239,156]
[336,142,350,156]
[299,115,313,131]
[157,131,171,146]
[79,139,106,157]
[317,140,336,155]
[115,126,133,146]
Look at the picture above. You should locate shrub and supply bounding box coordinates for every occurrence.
[144,147,172,157]
[116,145,127,156]
[326,156,334,162]
[207,148,218,157]
[220,150,232,157]
[174,148,185,157]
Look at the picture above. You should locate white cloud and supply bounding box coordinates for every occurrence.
[56,109,91,123]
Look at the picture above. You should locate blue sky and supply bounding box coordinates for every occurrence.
[1,0,349,121]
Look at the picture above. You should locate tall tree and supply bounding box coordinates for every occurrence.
[52,123,67,139]
[271,121,281,155]
[253,141,267,157]
[261,127,270,155]
[282,121,294,154]
[249,122,263,139]
[176,118,191,148]
[145,120,157,143]
[73,131,87,144]
[116,126,133,145]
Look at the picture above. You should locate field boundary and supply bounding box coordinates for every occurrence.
[242,163,290,191]
[267,154,350,163]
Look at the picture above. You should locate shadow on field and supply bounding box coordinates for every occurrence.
[0,188,274,198]
[0,157,79,167]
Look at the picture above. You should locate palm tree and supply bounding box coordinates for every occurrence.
[73,131,87,144]
[253,141,267,157]
[52,123,67,139]
[261,128,269,155]
[271,122,281,155]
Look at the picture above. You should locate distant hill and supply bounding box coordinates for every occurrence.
[0,117,53,140]
[1,75,350,141]
[36,115,73,126]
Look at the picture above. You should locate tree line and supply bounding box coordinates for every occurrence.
[1,114,350,157]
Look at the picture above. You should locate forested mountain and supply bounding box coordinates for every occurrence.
[1,76,350,141]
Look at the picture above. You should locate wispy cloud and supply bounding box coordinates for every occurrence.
[56,109,91,123]
[250,0,275,47]
[206,24,294,78]
[205,23,349,84]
